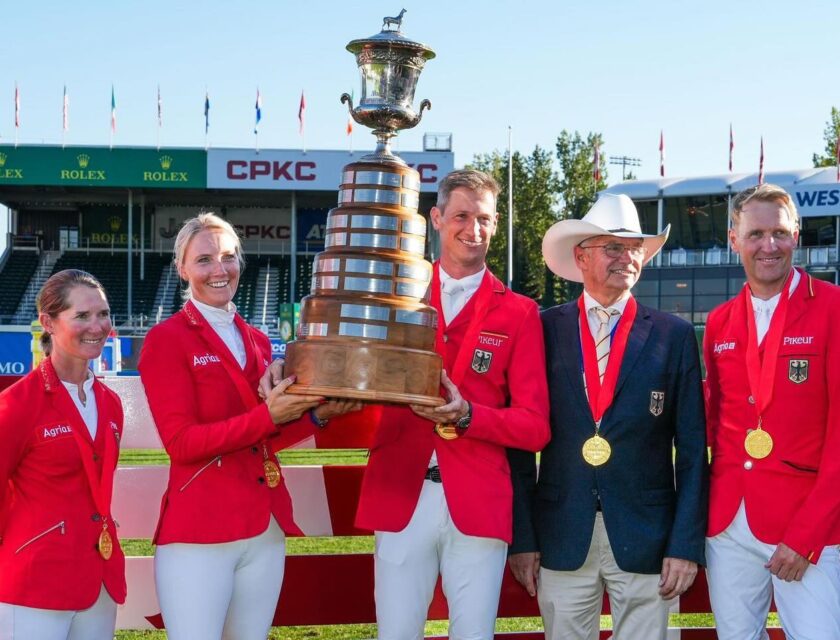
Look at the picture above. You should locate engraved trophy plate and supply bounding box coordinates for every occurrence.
[285,14,442,406]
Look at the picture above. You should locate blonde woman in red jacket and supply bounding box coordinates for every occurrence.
[0,269,125,640]
[138,213,357,640]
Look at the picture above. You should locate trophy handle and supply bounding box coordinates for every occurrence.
[419,99,431,115]
[340,92,354,111]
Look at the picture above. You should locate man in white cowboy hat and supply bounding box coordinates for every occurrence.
[508,193,709,639]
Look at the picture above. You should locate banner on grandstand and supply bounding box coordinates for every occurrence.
[792,185,840,217]
[0,146,206,189]
[0,330,33,375]
[206,149,453,191]
[153,206,293,253]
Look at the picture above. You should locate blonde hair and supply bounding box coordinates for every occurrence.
[731,183,799,232]
[173,212,244,300]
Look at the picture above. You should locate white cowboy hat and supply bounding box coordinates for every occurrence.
[542,193,670,283]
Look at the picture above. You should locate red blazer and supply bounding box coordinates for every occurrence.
[355,267,551,543]
[0,359,126,610]
[704,270,840,561]
[138,301,312,544]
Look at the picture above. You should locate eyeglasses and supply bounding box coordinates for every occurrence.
[579,242,646,259]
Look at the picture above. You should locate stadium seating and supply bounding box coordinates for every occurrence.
[50,252,167,322]
[0,250,39,321]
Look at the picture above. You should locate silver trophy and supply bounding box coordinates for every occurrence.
[340,10,436,164]
[284,12,443,407]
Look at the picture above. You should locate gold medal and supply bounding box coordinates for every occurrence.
[434,423,460,440]
[98,528,113,560]
[263,459,281,488]
[582,434,611,466]
[744,428,773,459]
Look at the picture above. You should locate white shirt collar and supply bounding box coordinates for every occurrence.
[439,265,486,293]
[582,290,631,315]
[60,369,95,400]
[749,268,800,313]
[191,297,238,326]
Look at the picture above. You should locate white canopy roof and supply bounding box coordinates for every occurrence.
[603,167,836,199]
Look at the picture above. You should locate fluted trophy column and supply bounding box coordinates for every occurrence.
[284,13,443,406]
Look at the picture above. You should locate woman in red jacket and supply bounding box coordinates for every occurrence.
[0,269,125,640]
[138,212,357,640]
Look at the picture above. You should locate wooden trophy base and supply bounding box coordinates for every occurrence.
[284,339,444,407]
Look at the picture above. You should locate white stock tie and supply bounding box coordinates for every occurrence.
[442,279,465,325]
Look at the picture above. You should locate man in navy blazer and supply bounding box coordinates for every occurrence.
[509,194,708,640]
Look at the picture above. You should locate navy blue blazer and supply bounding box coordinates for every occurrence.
[509,299,708,574]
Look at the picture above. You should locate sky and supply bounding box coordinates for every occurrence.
[1,0,839,184]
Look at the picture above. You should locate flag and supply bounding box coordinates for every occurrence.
[758,137,765,184]
[835,134,840,180]
[593,142,601,182]
[110,85,116,133]
[659,130,665,177]
[14,83,20,128]
[204,91,210,134]
[62,85,69,131]
[298,90,306,135]
[728,123,734,172]
[254,88,262,134]
[157,85,162,128]
[346,90,354,136]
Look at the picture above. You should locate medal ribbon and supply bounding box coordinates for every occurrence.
[430,264,496,387]
[45,361,118,524]
[187,302,278,466]
[743,269,795,423]
[577,295,638,427]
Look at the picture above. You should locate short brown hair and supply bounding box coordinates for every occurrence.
[731,183,799,231]
[436,169,500,211]
[37,269,107,355]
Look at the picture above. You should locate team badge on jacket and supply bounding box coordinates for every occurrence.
[788,359,809,384]
[471,349,493,374]
[649,390,665,416]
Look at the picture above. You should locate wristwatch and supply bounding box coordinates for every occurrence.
[309,409,329,428]
[455,401,472,431]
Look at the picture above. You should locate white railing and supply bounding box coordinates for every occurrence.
[658,245,838,268]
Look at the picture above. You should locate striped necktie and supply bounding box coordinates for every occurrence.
[592,306,620,383]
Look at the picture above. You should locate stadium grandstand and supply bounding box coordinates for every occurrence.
[0,142,453,373]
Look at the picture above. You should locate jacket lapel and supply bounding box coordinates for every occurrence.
[782,269,813,330]
[611,303,653,401]
[183,301,259,408]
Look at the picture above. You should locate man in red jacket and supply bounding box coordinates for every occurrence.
[355,169,551,639]
[704,183,840,639]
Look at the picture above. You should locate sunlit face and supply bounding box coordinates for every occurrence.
[729,199,798,297]
[431,187,498,274]
[575,236,645,300]
[40,285,111,364]
[178,228,241,309]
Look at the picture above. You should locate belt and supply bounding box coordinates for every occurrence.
[424,466,442,483]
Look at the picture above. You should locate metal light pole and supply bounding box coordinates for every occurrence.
[609,156,642,181]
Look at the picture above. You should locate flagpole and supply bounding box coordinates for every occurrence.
[204,89,210,151]
[507,125,513,290]
[14,82,18,148]
[62,85,68,149]
[299,90,306,154]
[157,85,162,151]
